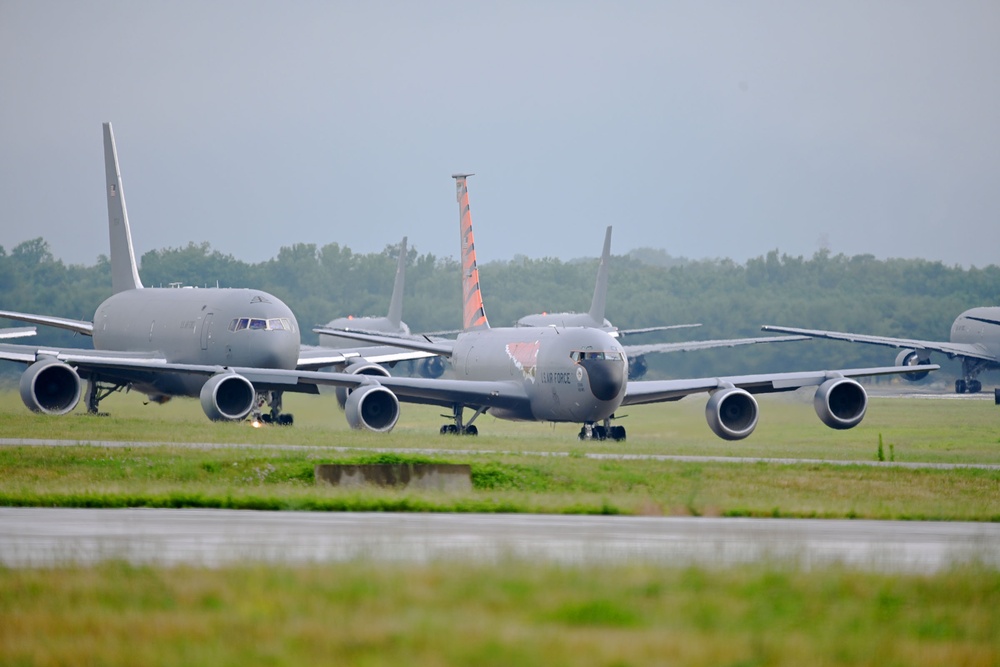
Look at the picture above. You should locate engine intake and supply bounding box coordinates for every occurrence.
[705,387,759,440]
[335,359,391,409]
[20,358,82,415]
[417,356,446,379]
[894,349,931,382]
[200,373,255,421]
[814,377,867,430]
[344,383,400,432]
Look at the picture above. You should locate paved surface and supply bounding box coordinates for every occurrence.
[1,508,997,572]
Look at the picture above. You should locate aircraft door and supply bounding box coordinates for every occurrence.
[200,313,214,350]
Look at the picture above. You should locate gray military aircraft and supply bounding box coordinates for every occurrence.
[763,309,1000,394]
[312,173,938,441]
[317,236,444,380]
[0,123,423,424]
[514,224,807,379]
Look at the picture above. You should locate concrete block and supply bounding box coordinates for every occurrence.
[315,463,472,492]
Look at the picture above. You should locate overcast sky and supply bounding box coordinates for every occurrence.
[1,1,998,269]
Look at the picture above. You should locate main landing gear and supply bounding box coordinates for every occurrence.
[439,404,485,436]
[254,391,294,426]
[578,418,626,442]
[85,379,125,415]
[955,379,982,394]
[955,359,988,394]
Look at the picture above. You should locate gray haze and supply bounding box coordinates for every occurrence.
[2,1,998,268]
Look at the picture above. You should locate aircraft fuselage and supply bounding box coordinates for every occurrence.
[950,307,1000,356]
[92,287,300,397]
[450,326,628,422]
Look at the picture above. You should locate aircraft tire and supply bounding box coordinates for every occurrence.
[278,414,294,426]
[956,379,967,394]
[610,426,626,441]
[463,425,478,436]
[969,380,982,394]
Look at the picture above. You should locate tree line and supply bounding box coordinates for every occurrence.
[1,238,997,382]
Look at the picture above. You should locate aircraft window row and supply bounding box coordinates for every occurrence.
[228,317,293,332]
[570,350,622,362]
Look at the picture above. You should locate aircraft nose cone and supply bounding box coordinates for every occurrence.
[580,358,626,402]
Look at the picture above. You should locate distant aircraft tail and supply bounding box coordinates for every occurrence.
[454,173,489,330]
[386,236,407,328]
[587,226,612,324]
[103,122,143,294]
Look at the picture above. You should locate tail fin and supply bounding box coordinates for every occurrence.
[453,173,489,330]
[386,236,407,328]
[103,122,143,293]
[587,226,612,324]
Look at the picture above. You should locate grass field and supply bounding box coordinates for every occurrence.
[2,390,999,665]
[1,560,998,666]
[1,390,998,520]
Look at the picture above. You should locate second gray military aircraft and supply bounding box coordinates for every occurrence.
[314,174,938,440]
[763,309,1000,394]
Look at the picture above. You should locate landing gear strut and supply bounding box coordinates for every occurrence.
[439,404,484,436]
[578,418,626,442]
[254,391,293,425]
[956,359,987,394]
[85,379,123,415]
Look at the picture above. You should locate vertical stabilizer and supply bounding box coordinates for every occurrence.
[454,174,489,330]
[386,236,407,328]
[103,122,143,294]
[587,226,612,324]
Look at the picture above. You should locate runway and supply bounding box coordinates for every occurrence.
[1,507,997,572]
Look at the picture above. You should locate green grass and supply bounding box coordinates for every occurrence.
[1,390,999,520]
[1,560,998,666]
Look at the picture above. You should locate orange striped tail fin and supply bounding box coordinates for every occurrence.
[454,173,489,330]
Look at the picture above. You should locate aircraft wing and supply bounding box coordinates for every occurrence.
[312,327,456,357]
[623,334,808,356]
[615,323,701,337]
[236,367,531,412]
[296,343,437,370]
[0,310,94,336]
[0,327,35,339]
[622,364,941,406]
[760,325,996,362]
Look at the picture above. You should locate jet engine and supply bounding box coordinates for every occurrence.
[335,359,391,409]
[19,358,82,415]
[417,356,446,379]
[199,372,255,421]
[627,354,648,380]
[705,386,759,440]
[894,349,931,382]
[813,377,867,430]
[344,383,399,432]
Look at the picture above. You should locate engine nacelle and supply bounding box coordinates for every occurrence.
[417,356,446,379]
[199,373,255,421]
[894,349,931,382]
[705,387,759,440]
[19,358,82,415]
[344,383,400,432]
[627,354,648,380]
[335,359,391,409]
[814,377,867,430]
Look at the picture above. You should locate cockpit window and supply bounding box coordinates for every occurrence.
[228,317,292,332]
[571,350,622,362]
